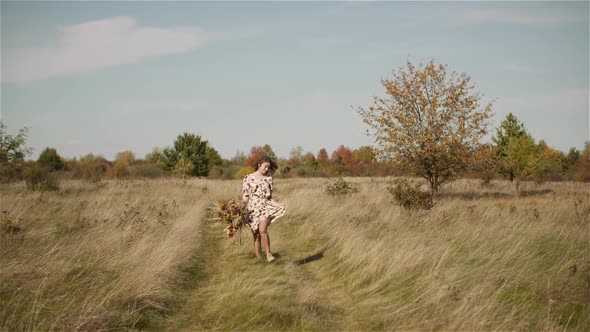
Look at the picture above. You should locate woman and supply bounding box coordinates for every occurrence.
[242,156,286,262]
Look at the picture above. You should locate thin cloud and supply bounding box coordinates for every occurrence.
[502,64,533,73]
[2,16,207,84]
[114,99,209,114]
[454,8,587,26]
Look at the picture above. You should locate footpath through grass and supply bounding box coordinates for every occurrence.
[154,212,355,331]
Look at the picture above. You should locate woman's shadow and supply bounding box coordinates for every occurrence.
[293,246,328,265]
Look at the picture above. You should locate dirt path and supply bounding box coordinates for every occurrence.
[149,214,356,331]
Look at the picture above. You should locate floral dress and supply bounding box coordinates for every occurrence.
[242,173,286,232]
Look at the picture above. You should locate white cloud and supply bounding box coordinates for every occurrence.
[2,16,207,84]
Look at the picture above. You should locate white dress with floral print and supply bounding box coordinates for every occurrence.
[242,173,286,231]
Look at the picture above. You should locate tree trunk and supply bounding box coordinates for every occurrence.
[514,175,520,196]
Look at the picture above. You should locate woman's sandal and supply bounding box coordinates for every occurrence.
[266,253,275,262]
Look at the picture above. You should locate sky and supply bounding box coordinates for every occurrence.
[1,1,589,160]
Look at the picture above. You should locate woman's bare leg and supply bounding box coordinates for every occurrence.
[253,230,262,258]
[259,217,272,256]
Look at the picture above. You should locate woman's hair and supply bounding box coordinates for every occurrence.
[255,155,278,175]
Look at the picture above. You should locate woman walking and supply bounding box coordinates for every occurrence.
[242,156,286,262]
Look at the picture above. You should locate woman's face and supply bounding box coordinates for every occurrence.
[258,162,271,175]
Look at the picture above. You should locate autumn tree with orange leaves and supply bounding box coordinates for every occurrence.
[356,60,493,196]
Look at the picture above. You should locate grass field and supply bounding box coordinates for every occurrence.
[1,177,588,331]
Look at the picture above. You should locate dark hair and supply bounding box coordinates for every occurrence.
[255,155,278,175]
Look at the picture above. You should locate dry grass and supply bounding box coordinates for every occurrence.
[1,177,588,331]
[0,179,225,330]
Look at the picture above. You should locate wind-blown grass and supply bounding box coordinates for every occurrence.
[1,178,588,331]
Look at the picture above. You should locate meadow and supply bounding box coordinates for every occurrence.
[1,177,588,331]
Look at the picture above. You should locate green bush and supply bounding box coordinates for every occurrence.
[38,147,65,170]
[386,177,433,211]
[326,177,358,196]
[172,157,194,178]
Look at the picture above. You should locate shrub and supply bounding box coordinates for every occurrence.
[172,157,194,178]
[222,165,240,180]
[74,155,110,182]
[38,147,65,170]
[279,166,291,178]
[22,164,59,191]
[234,166,254,179]
[22,164,45,190]
[386,177,433,211]
[112,161,130,178]
[39,175,60,192]
[207,165,225,179]
[0,162,23,183]
[326,177,358,196]
[129,164,164,178]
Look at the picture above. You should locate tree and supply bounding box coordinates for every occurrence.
[289,146,304,168]
[112,150,135,178]
[356,60,493,196]
[163,133,210,177]
[492,113,529,181]
[262,144,277,160]
[331,145,359,175]
[490,114,554,191]
[355,146,377,164]
[232,150,246,166]
[74,154,111,182]
[206,146,223,169]
[566,147,581,168]
[469,143,498,184]
[573,142,590,182]
[0,122,32,163]
[536,145,566,181]
[146,148,166,168]
[317,148,329,167]
[245,146,268,168]
[505,135,539,194]
[38,147,65,171]
[303,152,319,170]
[116,151,135,165]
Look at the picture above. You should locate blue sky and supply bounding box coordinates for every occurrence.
[1,1,588,160]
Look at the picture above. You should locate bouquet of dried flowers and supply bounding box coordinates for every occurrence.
[209,198,250,239]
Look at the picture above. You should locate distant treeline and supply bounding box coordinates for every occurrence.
[0,121,588,190]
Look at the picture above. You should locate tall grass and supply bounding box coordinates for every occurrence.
[1,179,225,330]
[1,177,588,330]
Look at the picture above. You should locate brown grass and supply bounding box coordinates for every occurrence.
[1,177,588,331]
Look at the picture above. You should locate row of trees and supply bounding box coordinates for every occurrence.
[0,123,400,185]
[1,117,587,189]
[1,60,588,195]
